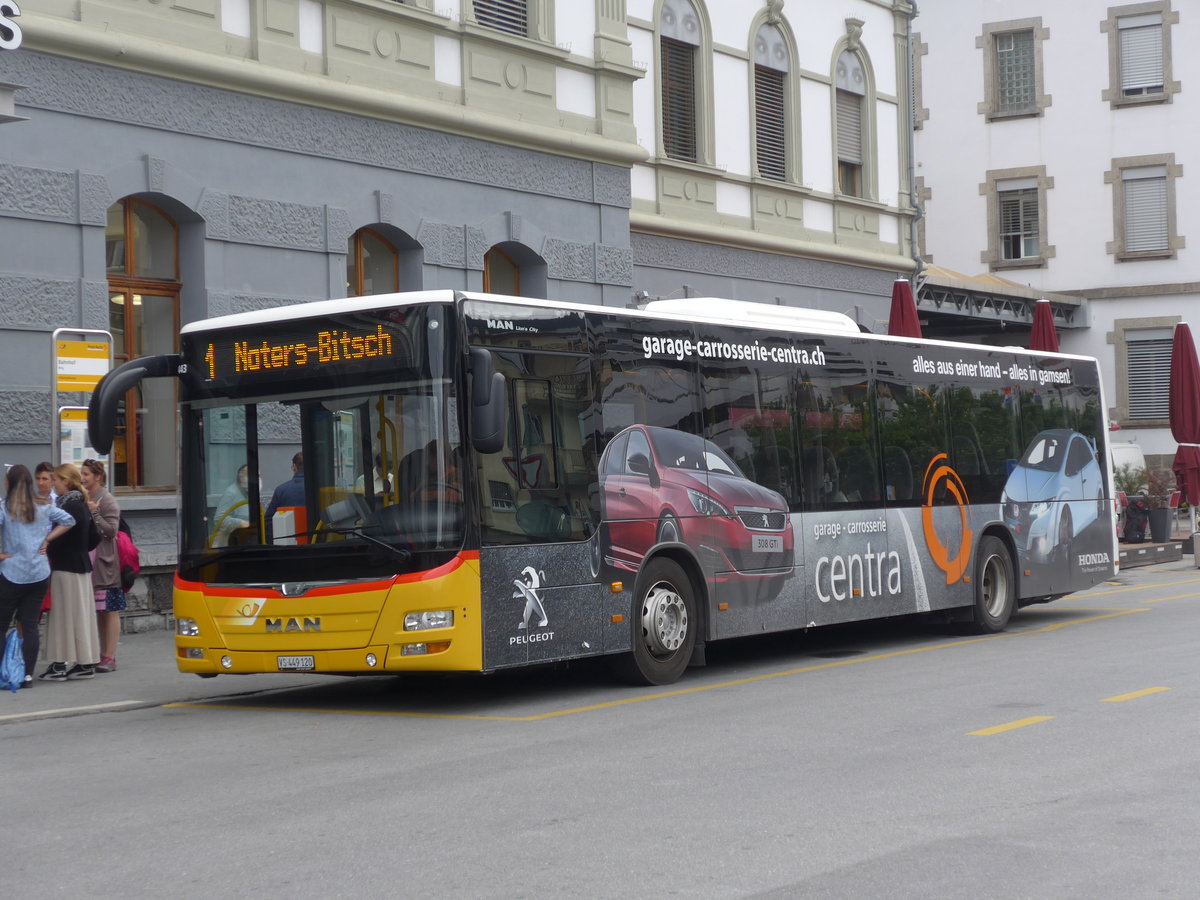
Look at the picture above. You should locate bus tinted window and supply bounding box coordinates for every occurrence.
[877,381,945,505]
[480,351,596,545]
[945,381,1020,502]
[797,345,877,509]
[701,357,799,508]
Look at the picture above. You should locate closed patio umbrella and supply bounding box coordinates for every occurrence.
[1029,299,1059,352]
[887,278,922,338]
[1169,324,1200,533]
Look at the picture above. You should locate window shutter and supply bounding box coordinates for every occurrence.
[661,37,697,162]
[1119,18,1163,95]
[1127,337,1172,419]
[998,187,1037,257]
[1124,173,1168,252]
[755,66,786,180]
[474,0,528,38]
[836,90,862,164]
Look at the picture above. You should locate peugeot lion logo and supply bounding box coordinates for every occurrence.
[514,566,548,629]
[509,566,556,647]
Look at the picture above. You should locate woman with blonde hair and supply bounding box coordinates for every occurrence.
[40,464,100,681]
[0,465,75,687]
[81,458,124,672]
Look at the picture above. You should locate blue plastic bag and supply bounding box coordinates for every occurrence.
[1,628,24,693]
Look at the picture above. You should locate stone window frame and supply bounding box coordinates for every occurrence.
[980,166,1055,271]
[1101,1,1180,109]
[831,19,878,202]
[1104,153,1184,261]
[912,32,929,130]
[748,9,801,183]
[653,0,716,168]
[976,18,1052,121]
[1108,314,1180,427]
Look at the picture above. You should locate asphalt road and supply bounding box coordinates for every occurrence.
[4,560,1199,898]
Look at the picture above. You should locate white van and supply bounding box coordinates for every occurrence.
[1110,441,1147,479]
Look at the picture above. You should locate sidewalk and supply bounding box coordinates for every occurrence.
[0,628,346,726]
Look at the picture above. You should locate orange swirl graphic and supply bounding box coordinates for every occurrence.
[921,453,973,585]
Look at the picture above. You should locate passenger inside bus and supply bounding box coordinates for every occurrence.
[210,464,251,547]
[355,453,392,502]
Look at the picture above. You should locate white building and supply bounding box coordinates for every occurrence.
[915,0,1195,466]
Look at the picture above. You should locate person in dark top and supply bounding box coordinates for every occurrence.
[41,464,100,681]
[265,452,305,542]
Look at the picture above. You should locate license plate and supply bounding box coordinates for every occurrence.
[752,535,783,553]
[277,655,315,671]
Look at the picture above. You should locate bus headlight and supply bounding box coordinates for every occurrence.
[405,610,454,631]
[177,617,200,637]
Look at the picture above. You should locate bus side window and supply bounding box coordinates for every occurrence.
[883,445,914,501]
[481,353,596,545]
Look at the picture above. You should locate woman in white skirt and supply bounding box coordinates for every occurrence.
[40,464,100,681]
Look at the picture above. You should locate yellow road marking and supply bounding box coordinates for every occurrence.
[968,715,1054,736]
[1140,592,1200,604]
[167,608,1148,722]
[1079,577,1200,599]
[1102,686,1171,703]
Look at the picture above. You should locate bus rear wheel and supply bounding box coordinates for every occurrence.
[970,535,1015,633]
[614,557,696,686]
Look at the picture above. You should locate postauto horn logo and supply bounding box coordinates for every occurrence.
[920,453,973,585]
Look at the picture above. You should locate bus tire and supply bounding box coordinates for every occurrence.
[614,557,696,686]
[970,535,1015,633]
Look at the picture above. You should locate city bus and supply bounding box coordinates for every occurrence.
[87,290,1118,685]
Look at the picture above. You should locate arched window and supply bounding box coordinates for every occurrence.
[484,246,520,295]
[347,227,399,296]
[659,0,703,163]
[835,49,868,197]
[105,198,180,489]
[483,242,547,298]
[754,23,790,181]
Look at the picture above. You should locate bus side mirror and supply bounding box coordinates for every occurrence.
[470,348,505,454]
[87,354,183,454]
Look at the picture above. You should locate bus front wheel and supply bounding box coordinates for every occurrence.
[970,535,1015,633]
[614,557,696,686]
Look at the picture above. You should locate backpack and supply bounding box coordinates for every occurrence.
[1122,498,1149,544]
[117,517,141,590]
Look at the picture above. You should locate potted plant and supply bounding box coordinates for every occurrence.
[1112,463,1147,498]
[1144,468,1176,542]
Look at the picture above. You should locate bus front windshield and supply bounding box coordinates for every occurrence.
[181,381,464,583]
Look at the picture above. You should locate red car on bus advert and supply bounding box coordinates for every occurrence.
[599,425,794,600]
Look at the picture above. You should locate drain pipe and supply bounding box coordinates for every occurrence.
[904,1,925,293]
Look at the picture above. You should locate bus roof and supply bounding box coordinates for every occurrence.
[179,289,1097,365]
[178,290,458,334]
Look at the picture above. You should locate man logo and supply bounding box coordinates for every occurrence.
[265,617,321,633]
[921,454,974,585]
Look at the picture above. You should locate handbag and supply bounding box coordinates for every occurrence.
[0,628,23,693]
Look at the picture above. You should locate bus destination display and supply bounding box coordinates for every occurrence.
[189,315,406,392]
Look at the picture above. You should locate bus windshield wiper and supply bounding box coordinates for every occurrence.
[276,526,413,562]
